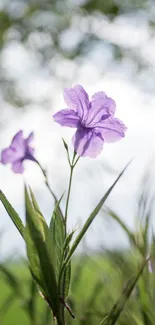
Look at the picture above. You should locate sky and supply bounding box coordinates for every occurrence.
[0,6,155,259]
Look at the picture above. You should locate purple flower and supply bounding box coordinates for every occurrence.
[53,85,127,158]
[1,130,36,173]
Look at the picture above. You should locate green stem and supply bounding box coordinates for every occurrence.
[73,156,80,168]
[60,166,74,323]
[36,161,64,219]
[60,152,79,324]
[37,162,58,203]
[64,152,77,224]
[64,165,74,224]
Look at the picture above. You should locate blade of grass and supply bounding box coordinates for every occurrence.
[25,186,59,318]
[100,258,149,325]
[0,190,25,238]
[64,160,131,269]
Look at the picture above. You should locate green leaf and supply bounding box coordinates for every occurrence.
[63,233,74,299]
[28,186,49,241]
[64,161,131,269]
[25,188,51,290]
[100,258,149,325]
[25,186,59,317]
[29,187,44,216]
[64,261,71,299]
[138,275,155,325]
[0,190,25,238]
[50,199,65,281]
[25,226,44,289]
[64,231,75,252]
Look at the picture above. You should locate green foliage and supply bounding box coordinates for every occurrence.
[1,160,155,325]
[0,160,133,324]
[64,260,71,299]
[50,200,65,281]
[25,186,59,318]
[100,258,149,325]
[0,249,153,325]
[0,190,25,238]
[0,261,53,325]
[0,185,75,322]
[64,161,131,268]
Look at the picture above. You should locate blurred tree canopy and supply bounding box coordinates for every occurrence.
[0,0,155,109]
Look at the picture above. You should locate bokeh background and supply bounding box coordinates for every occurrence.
[1,1,155,325]
[0,0,155,258]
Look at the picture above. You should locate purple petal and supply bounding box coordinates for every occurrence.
[26,132,34,144]
[11,130,24,147]
[11,130,25,157]
[63,85,90,121]
[91,92,116,115]
[12,160,24,174]
[86,92,116,127]
[72,128,104,158]
[1,147,17,164]
[95,117,127,143]
[26,146,35,157]
[25,132,35,159]
[53,109,80,128]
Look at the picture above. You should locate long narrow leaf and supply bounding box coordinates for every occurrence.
[100,258,149,325]
[64,161,131,269]
[64,260,71,299]
[25,186,59,319]
[25,225,44,289]
[0,190,25,238]
[25,188,50,289]
[29,187,44,216]
[28,186,49,241]
[50,202,65,281]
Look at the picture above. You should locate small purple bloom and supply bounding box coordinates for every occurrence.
[53,85,127,157]
[1,130,36,173]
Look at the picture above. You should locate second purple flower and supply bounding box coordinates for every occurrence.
[1,130,35,173]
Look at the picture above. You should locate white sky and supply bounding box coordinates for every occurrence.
[0,9,155,259]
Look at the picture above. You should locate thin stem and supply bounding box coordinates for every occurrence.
[37,162,58,203]
[36,161,64,219]
[64,166,74,224]
[66,150,71,167]
[61,152,79,320]
[73,156,80,168]
[64,152,77,224]
[62,161,74,312]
